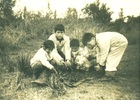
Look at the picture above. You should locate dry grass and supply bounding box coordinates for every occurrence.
[1,44,139,100]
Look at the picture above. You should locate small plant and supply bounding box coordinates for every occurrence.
[17,53,32,77]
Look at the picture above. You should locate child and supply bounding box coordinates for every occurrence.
[82,32,128,81]
[48,24,71,68]
[30,40,64,83]
[70,39,95,71]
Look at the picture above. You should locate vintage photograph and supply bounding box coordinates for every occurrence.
[0,0,139,99]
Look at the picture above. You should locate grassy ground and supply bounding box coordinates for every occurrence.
[0,35,139,100]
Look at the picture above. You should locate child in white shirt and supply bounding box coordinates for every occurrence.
[48,24,71,68]
[70,39,96,71]
[82,32,128,81]
[30,40,64,81]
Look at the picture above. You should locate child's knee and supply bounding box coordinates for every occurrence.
[32,62,43,69]
[50,59,57,65]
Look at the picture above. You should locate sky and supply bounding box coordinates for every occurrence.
[13,0,140,21]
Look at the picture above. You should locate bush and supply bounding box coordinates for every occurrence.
[17,53,32,77]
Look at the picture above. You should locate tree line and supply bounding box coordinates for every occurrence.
[0,0,139,31]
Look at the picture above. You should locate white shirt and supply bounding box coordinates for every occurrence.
[96,32,127,66]
[48,33,71,60]
[71,47,84,59]
[30,48,63,69]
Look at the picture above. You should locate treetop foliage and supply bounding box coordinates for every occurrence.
[82,0,113,24]
[0,0,16,27]
[0,0,139,28]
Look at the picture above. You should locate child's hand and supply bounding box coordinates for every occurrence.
[95,64,105,72]
[94,64,100,71]
[65,60,71,67]
[51,67,58,74]
[58,60,65,66]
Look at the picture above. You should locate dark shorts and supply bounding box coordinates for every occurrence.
[32,63,52,79]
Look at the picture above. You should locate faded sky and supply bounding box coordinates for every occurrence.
[13,0,140,20]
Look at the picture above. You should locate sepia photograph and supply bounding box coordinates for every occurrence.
[0,0,139,99]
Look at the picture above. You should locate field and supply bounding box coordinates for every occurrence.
[0,39,139,100]
[0,19,139,100]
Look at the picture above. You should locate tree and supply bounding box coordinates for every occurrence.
[65,8,78,19]
[125,15,140,31]
[112,8,126,32]
[118,8,125,20]
[0,0,16,27]
[82,0,112,24]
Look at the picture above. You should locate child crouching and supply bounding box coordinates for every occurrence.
[30,40,65,83]
[70,39,97,71]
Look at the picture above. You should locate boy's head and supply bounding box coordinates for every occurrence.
[82,33,96,49]
[43,40,55,53]
[70,39,80,52]
[54,24,65,32]
[54,24,65,39]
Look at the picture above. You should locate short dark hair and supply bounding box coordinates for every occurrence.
[70,39,80,47]
[54,24,65,32]
[43,40,55,50]
[82,32,95,46]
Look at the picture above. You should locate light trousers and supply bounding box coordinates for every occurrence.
[105,37,128,71]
